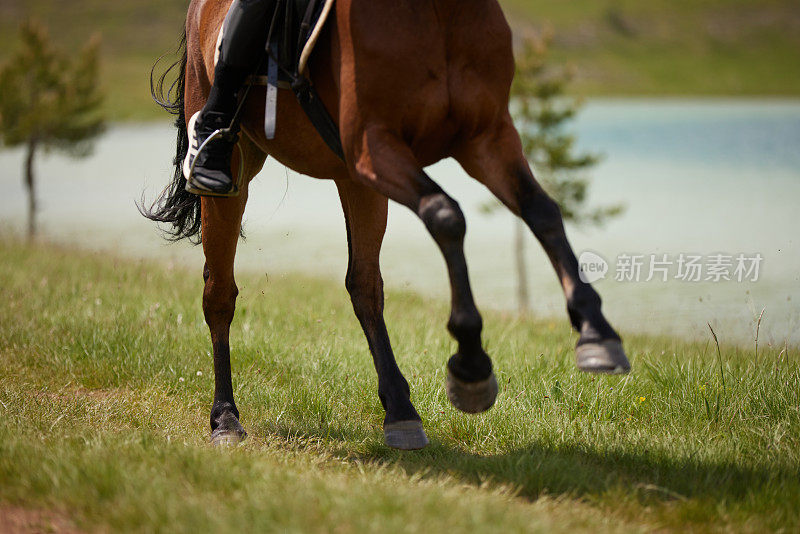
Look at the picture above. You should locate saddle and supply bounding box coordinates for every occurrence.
[221,0,343,159]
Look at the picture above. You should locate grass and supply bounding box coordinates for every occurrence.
[0,1,798,121]
[1,236,799,532]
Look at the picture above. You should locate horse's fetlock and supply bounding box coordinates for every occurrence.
[568,284,602,312]
[448,350,493,382]
[210,401,239,430]
[447,310,483,340]
[398,375,411,396]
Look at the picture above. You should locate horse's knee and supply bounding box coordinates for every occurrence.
[419,193,466,245]
[345,266,383,319]
[202,275,238,328]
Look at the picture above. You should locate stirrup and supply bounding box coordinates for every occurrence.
[183,111,246,198]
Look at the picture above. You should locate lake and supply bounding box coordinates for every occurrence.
[1,99,798,347]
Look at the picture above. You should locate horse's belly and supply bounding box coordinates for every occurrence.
[240,87,348,180]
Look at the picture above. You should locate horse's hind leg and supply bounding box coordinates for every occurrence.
[455,116,630,373]
[349,128,497,414]
[335,179,428,449]
[201,140,266,445]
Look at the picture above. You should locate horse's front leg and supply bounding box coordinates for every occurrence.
[335,179,428,449]
[348,127,498,414]
[456,115,630,373]
[201,191,248,445]
[200,144,264,445]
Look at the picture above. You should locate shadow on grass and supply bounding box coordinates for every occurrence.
[255,421,797,509]
[379,441,796,506]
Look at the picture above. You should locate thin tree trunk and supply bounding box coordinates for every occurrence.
[514,217,529,314]
[24,138,37,240]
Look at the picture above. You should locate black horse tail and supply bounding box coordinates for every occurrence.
[139,30,202,243]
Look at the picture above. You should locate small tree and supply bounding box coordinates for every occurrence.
[482,34,623,313]
[0,20,105,239]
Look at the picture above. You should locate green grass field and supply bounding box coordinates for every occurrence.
[1,236,798,532]
[503,0,800,97]
[0,0,798,121]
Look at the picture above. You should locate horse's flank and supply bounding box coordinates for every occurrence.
[184,0,514,180]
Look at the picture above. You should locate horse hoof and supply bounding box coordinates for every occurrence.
[211,430,246,446]
[384,420,429,450]
[446,369,498,414]
[210,411,247,447]
[576,339,630,374]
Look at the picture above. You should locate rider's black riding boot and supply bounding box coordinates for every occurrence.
[184,0,275,196]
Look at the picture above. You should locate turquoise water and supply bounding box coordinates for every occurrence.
[1,99,798,346]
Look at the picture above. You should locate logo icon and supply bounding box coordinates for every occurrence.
[578,251,609,283]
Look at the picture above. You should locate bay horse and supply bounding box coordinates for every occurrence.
[145,0,630,449]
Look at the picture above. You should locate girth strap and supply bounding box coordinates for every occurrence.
[291,77,344,160]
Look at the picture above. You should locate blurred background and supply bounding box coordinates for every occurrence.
[1,0,798,346]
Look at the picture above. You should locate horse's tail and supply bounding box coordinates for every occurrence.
[139,30,202,243]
